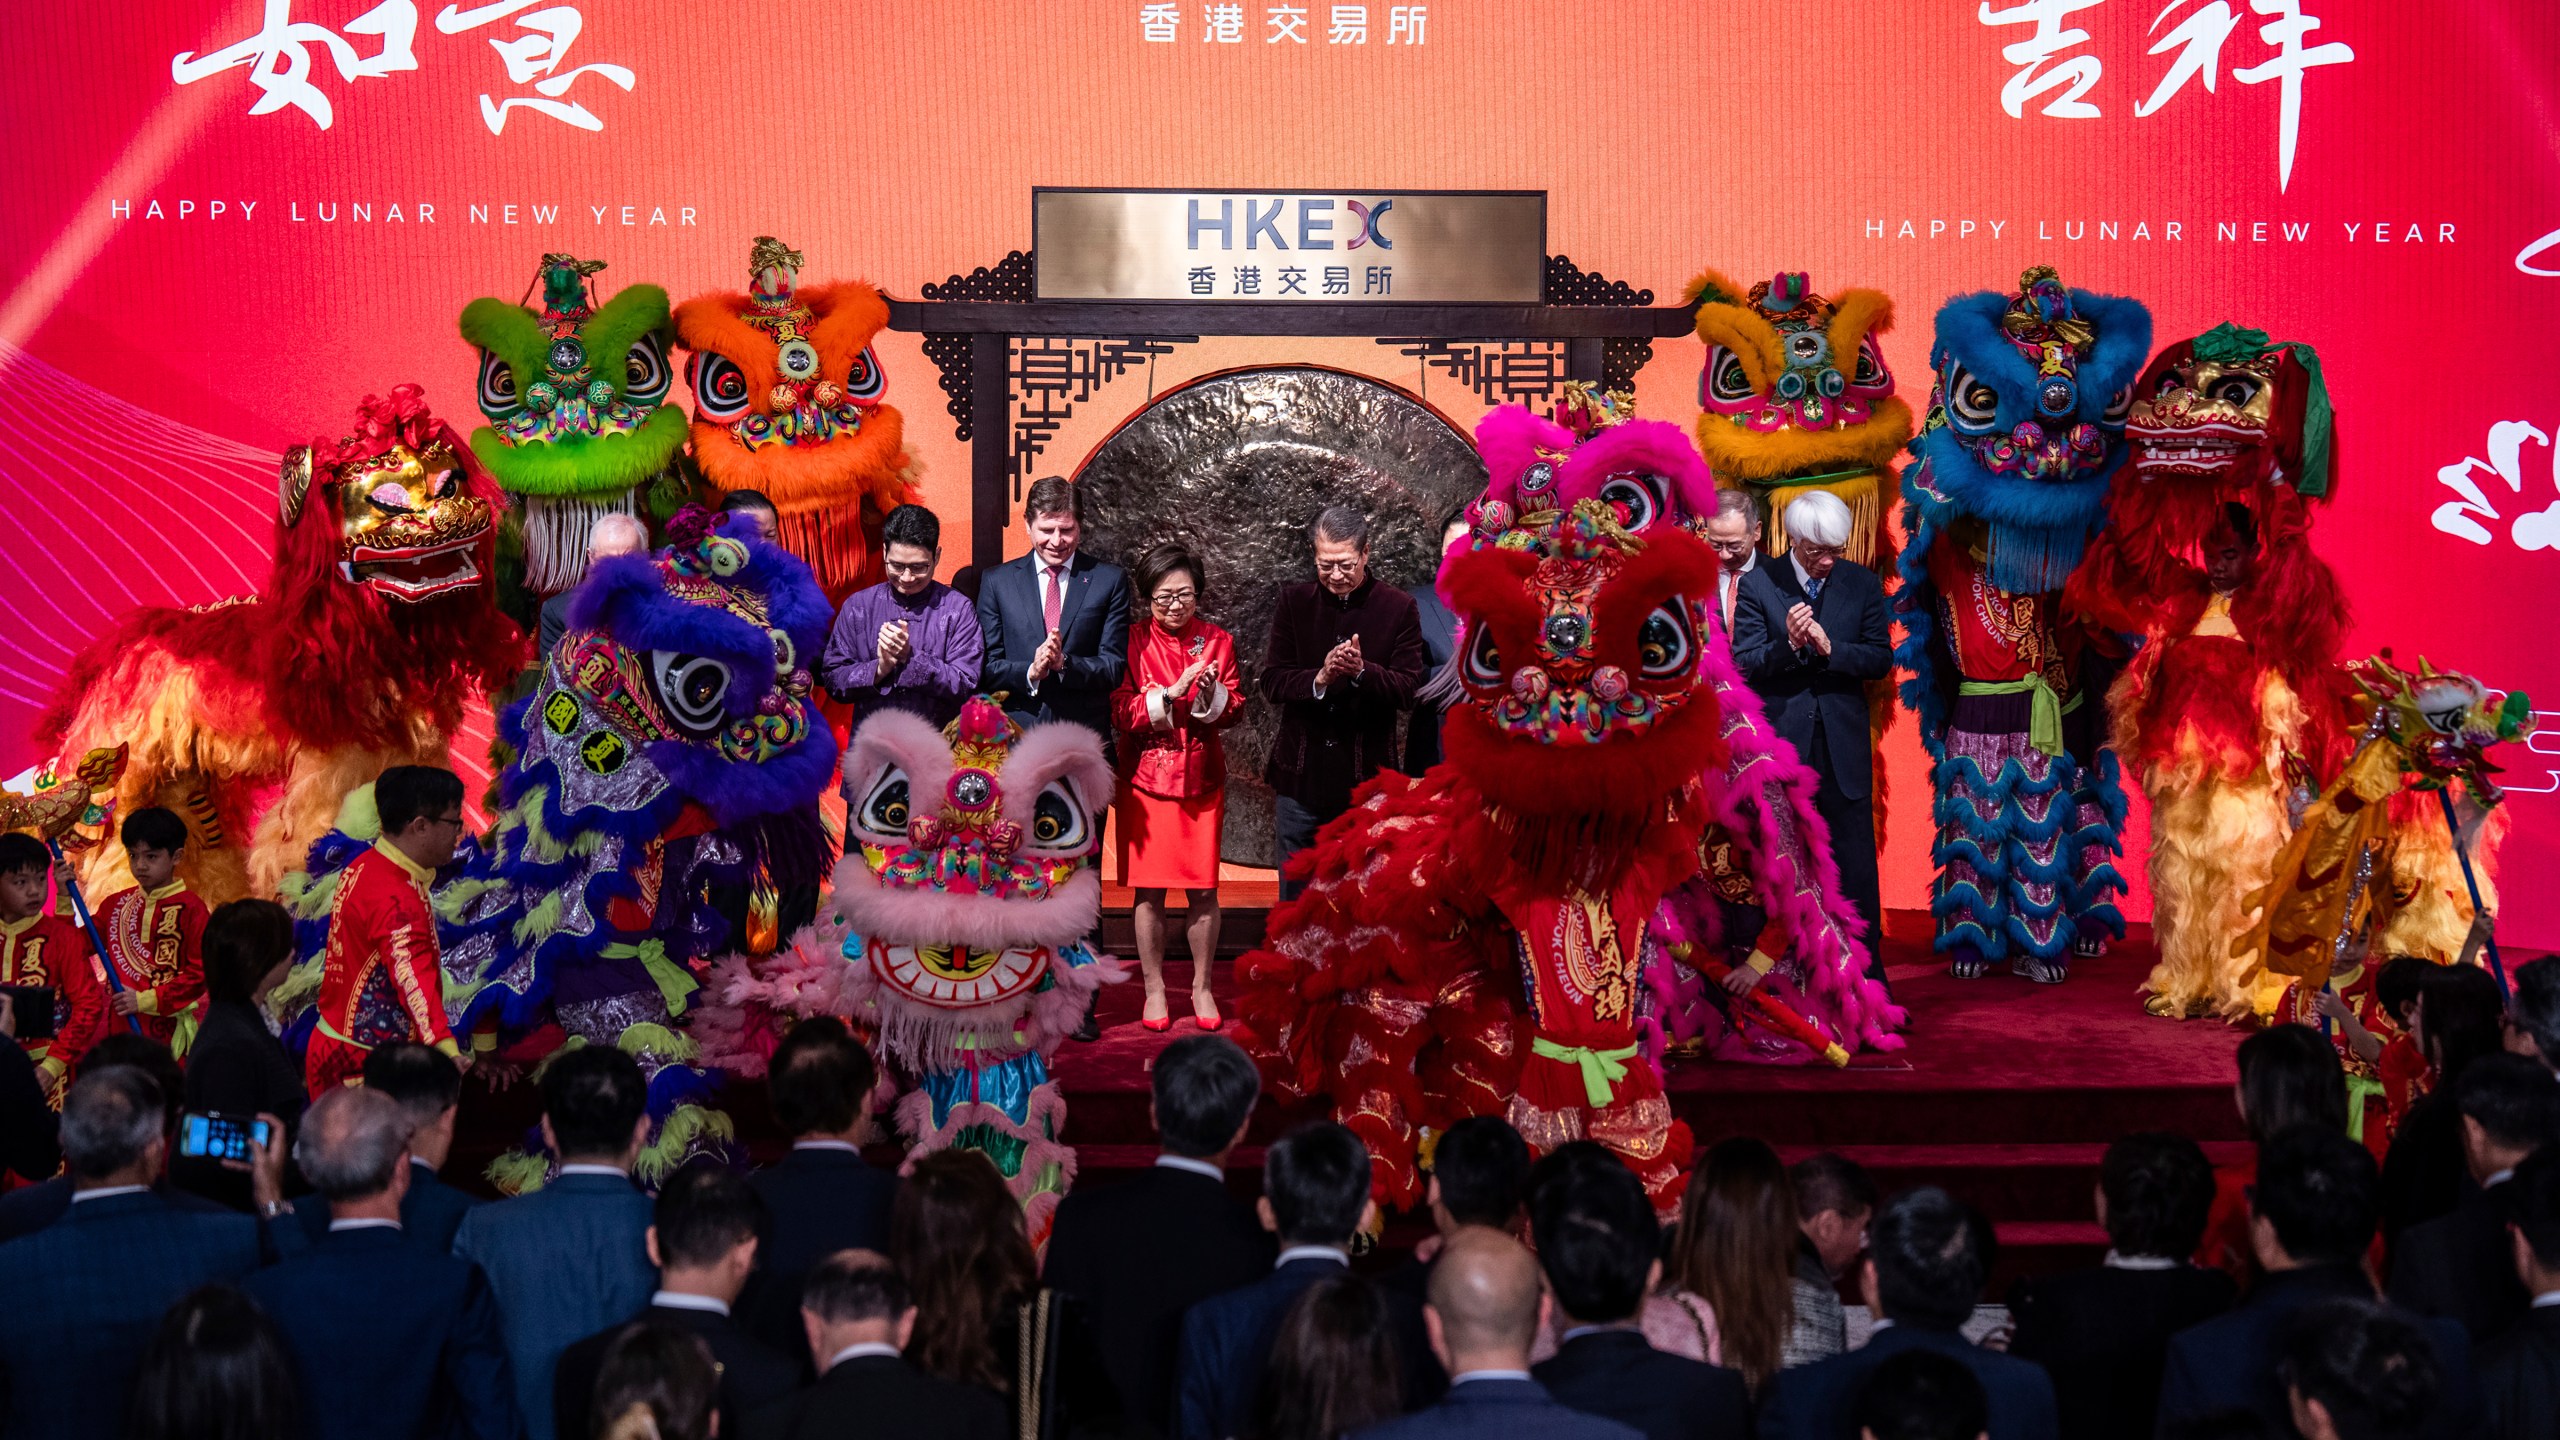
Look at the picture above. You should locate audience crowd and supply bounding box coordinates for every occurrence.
[0,951,2554,1440]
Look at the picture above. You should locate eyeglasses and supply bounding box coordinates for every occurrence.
[1151,588,1197,607]
[1793,542,1847,561]
[429,813,465,830]
[1313,560,1364,576]
[882,559,934,576]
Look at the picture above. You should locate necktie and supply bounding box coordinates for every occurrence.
[1806,575,1825,606]
[1042,565,1064,633]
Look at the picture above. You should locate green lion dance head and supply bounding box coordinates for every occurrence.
[460,253,691,598]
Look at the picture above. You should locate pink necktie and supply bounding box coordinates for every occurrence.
[1042,565,1064,633]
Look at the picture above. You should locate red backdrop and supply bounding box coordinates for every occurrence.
[2,0,2552,940]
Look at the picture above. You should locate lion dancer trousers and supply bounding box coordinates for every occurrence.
[1502,884,1696,1210]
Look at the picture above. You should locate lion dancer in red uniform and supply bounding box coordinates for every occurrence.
[305,765,475,1095]
[0,833,108,1106]
[96,807,212,1052]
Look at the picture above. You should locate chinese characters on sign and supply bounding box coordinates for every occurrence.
[1976,0,2352,191]
[1033,190,1542,303]
[173,0,634,135]
[1139,4,1428,44]
[2434,420,2560,554]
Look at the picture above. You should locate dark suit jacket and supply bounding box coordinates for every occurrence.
[2156,1262,2478,1438]
[1260,578,1426,815]
[2382,1089,2472,1250]
[1180,1254,1435,1440]
[746,1352,1010,1440]
[977,551,1132,739]
[0,1035,58,1182]
[2390,1179,2531,1344]
[1397,581,1461,776]
[300,1158,483,1255]
[1533,1329,1751,1440]
[2478,1302,2560,1440]
[1352,1376,1641,1440]
[2005,1262,2235,1440]
[1757,1323,2058,1440]
[452,1171,658,1440]
[174,998,310,1211]
[0,1175,234,1244]
[244,1223,516,1440]
[0,1189,279,1439]
[556,1300,799,1440]
[1044,1161,1277,1436]
[1730,559,1891,800]
[738,1145,902,1366]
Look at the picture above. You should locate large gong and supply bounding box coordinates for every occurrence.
[1072,366,1488,867]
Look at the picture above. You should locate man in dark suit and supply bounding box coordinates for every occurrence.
[2506,955,2560,1077]
[1731,487,1891,974]
[536,512,650,657]
[1851,1351,1989,1440]
[1528,1148,1749,1439]
[0,1065,299,1439]
[1701,488,1764,646]
[2479,1149,2560,1439]
[2006,1133,2233,1440]
[738,1018,900,1367]
[0,1033,230,1243]
[747,1249,1006,1440]
[1758,1187,2058,1440]
[977,475,1131,741]
[246,1086,516,1440]
[2390,1051,2555,1344]
[1261,506,1426,900]
[1047,1033,1275,1437]
[557,1163,797,1440]
[1356,1228,1639,1440]
[2158,1128,2478,1437]
[1178,1121,1414,1440]
[452,1045,659,1440]
[296,1043,481,1251]
[1382,1114,1533,1319]
[2282,1297,2454,1440]
[0,1007,58,1182]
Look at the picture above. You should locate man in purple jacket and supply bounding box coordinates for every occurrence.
[818,504,985,729]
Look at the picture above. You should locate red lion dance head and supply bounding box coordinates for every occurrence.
[268,385,524,751]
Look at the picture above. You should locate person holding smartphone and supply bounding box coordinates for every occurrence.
[177,900,310,1212]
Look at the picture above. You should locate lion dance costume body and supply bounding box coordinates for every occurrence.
[1239,403,1901,1212]
[37,387,524,902]
[461,254,690,607]
[675,237,917,602]
[2067,323,2356,1018]
[280,508,836,1188]
[693,696,1122,1241]
[1894,268,2149,984]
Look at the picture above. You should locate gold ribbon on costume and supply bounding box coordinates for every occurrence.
[1531,1037,1640,1108]
[1959,676,2080,758]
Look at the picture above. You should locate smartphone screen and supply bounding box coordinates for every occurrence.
[176,1112,272,1164]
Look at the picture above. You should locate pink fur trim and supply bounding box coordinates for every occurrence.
[842,710,955,848]
[1563,418,1720,523]
[995,719,1116,835]
[834,856,1102,951]
[1679,630,1908,1057]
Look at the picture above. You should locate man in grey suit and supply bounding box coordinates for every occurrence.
[1731,489,1892,979]
[453,1045,657,1440]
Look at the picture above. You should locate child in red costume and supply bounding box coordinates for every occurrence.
[0,833,107,1105]
[305,766,472,1096]
[97,807,209,1054]
[2268,950,2430,1161]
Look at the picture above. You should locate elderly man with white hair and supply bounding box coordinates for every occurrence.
[536,511,653,657]
[1731,488,1893,979]
[245,1085,518,1440]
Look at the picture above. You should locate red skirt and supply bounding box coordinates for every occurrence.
[1116,783,1225,890]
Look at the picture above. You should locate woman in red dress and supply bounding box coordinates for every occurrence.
[1111,543,1245,1032]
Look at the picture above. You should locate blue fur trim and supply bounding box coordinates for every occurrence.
[1893,489,1955,758]
[650,696,838,830]
[1933,292,2031,426]
[646,1062,721,1117]
[1925,745,2128,963]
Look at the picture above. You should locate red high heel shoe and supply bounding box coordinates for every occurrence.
[1191,991,1223,1031]
[1141,989,1171,1033]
